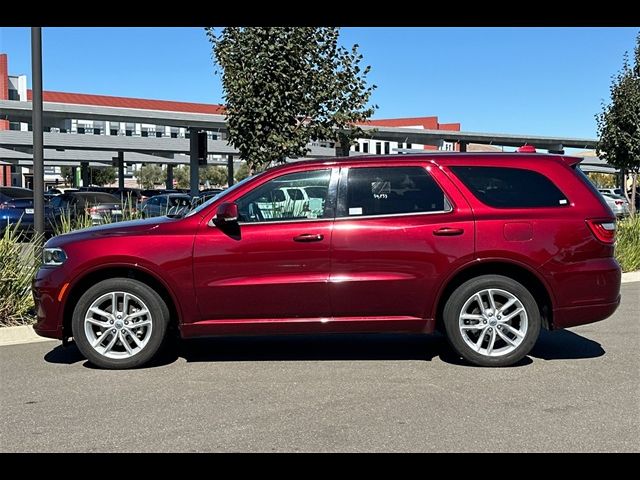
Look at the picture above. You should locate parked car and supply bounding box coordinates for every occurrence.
[139,193,192,218]
[190,189,224,208]
[0,187,34,234]
[45,191,126,232]
[598,188,624,197]
[601,192,630,218]
[33,153,621,369]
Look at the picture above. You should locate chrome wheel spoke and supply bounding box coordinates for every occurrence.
[486,329,497,355]
[89,307,113,320]
[475,294,487,315]
[461,313,484,321]
[118,331,133,355]
[461,324,484,331]
[92,331,109,348]
[124,328,143,348]
[498,298,517,315]
[111,292,117,316]
[126,309,150,321]
[86,318,110,328]
[123,293,130,316]
[102,332,118,354]
[502,323,525,339]
[474,327,488,351]
[500,307,524,323]
[488,289,497,311]
[496,328,517,347]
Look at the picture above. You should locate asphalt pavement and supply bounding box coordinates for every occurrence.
[1,283,638,452]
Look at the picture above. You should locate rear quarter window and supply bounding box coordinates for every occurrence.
[450,166,568,208]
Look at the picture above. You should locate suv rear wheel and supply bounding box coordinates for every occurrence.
[71,278,169,369]
[443,275,541,367]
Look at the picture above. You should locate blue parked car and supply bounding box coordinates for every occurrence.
[0,187,34,235]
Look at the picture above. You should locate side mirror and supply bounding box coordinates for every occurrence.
[211,202,238,226]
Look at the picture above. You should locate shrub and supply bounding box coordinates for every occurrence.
[0,223,43,326]
[616,216,640,273]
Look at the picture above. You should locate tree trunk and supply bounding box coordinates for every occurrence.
[630,172,637,217]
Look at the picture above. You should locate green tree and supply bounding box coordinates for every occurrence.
[234,162,251,182]
[596,33,640,215]
[201,166,229,187]
[89,167,116,186]
[60,166,75,186]
[173,166,191,189]
[206,27,377,170]
[134,164,166,189]
[587,172,618,188]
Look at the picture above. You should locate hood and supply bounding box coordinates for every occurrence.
[45,216,179,248]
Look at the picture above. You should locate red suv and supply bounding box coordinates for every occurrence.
[33,154,621,369]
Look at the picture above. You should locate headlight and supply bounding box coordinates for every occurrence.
[43,247,67,266]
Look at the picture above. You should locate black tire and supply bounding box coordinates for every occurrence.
[71,278,169,369]
[442,274,541,367]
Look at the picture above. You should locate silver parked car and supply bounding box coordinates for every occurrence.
[601,192,630,218]
[140,193,192,218]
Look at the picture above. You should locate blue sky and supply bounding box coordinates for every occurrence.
[0,27,637,140]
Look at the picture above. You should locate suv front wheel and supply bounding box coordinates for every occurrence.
[71,278,169,369]
[443,275,541,367]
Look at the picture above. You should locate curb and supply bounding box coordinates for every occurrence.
[621,271,640,284]
[2,271,639,347]
[0,325,56,347]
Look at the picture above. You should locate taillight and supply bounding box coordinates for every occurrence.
[586,219,616,244]
[85,207,99,215]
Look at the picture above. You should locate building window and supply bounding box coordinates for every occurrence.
[141,131,149,137]
[77,127,85,134]
[8,89,19,100]
[384,142,390,155]
[375,142,382,155]
[362,142,369,154]
[406,143,412,150]
[170,132,178,139]
[126,130,132,137]
[9,122,20,131]
[156,131,163,138]
[354,143,360,152]
[94,128,101,135]
[110,129,118,136]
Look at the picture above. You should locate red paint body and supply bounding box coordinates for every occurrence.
[33,154,621,341]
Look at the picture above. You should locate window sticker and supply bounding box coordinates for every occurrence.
[371,180,390,199]
[349,207,363,215]
[559,199,568,205]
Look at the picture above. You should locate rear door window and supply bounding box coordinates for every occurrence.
[450,166,568,208]
[340,166,449,217]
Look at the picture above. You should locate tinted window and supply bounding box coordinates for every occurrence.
[451,166,568,208]
[237,169,331,223]
[344,167,448,217]
[77,193,120,204]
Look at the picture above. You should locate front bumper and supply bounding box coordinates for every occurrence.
[32,267,67,340]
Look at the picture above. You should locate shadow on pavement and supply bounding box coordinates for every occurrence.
[42,328,605,369]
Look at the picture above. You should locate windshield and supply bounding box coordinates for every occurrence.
[184,172,266,218]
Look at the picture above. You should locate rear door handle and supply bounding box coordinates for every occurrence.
[433,227,464,236]
[294,233,324,242]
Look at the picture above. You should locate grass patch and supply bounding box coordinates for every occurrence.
[616,216,640,273]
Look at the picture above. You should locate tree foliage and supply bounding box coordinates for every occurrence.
[135,164,166,189]
[172,165,230,190]
[89,167,116,186]
[206,27,377,170]
[60,166,75,186]
[596,33,640,214]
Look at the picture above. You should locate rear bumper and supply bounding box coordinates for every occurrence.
[553,296,621,329]
[542,257,621,329]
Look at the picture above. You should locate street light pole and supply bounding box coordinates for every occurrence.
[31,27,45,236]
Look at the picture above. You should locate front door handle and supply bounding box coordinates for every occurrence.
[433,227,464,236]
[294,233,324,242]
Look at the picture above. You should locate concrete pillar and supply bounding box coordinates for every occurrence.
[227,155,234,187]
[459,142,467,152]
[166,164,174,190]
[117,151,125,190]
[71,166,78,187]
[189,128,199,196]
[81,162,89,187]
